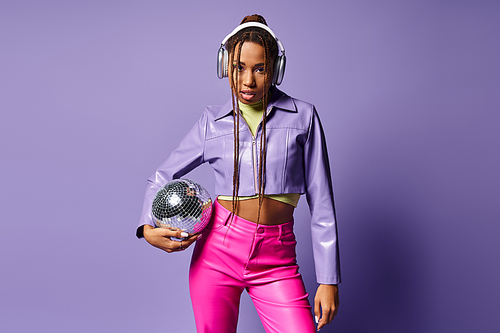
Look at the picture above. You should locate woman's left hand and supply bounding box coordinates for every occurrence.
[314,284,339,331]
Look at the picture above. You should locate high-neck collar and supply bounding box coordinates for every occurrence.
[237,91,272,113]
[215,87,297,121]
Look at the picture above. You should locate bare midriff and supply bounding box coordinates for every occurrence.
[217,196,294,225]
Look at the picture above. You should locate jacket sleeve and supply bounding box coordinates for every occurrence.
[303,107,341,285]
[136,110,208,238]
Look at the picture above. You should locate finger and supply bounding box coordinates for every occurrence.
[327,308,334,324]
[155,227,180,238]
[316,304,330,330]
[179,234,200,249]
[314,299,321,328]
[161,228,188,240]
[178,229,190,238]
[317,312,329,330]
[322,305,334,326]
[317,319,325,331]
[186,232,200,239]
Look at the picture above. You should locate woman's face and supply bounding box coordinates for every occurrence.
[230,42,273,105]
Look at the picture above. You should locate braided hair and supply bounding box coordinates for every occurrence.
[225,14,279,225]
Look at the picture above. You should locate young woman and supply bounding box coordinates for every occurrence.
[136,14,341,333]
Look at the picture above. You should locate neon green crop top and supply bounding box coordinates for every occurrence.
[218,194,301,208]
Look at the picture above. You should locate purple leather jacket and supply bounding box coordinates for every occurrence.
[137,88,341,285]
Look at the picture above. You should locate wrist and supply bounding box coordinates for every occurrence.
[143,225,155,241]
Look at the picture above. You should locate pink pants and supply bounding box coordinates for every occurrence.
[189,200,316,333]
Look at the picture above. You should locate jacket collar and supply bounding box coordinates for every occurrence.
[215,87,297,121]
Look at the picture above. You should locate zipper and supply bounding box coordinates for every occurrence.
[252,137,258,194]
[240,107,272,195]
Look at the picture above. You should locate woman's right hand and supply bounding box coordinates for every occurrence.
[143,225,200,253]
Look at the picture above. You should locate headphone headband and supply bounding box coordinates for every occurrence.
[220,22,285,55]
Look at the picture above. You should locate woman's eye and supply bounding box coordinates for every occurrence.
[233,64,244,72]
[232,64,265,73]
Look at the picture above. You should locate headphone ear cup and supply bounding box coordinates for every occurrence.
[217,47,229,79]
[272,57,279,85]
[273,54,286,86]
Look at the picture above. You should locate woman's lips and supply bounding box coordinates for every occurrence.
[240,91,256,101]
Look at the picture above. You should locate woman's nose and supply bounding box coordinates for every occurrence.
[242,71,255,87]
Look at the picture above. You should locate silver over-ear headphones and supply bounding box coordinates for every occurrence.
[217,22,286,86]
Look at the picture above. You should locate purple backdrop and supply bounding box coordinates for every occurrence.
[1,1,499,332]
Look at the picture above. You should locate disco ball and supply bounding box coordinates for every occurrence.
[152,179,212,240]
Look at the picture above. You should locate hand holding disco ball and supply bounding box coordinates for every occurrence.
[152,179,213,242]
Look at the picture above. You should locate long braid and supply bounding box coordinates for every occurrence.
[232,33,246,212]
[255,35,269,226]
[225,33,247,241]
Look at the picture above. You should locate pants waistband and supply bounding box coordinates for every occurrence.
[212,199,294,237]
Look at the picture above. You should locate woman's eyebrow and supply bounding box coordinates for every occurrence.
[233,61,265,67]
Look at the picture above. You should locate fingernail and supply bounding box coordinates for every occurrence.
[180,232,189,238]
[315,316,319,324]
[197,234,203,240]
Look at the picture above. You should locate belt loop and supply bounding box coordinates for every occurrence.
[278,224,283,242]
[222,212,233,247]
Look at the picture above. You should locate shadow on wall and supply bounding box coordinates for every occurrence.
[303,205,427,333]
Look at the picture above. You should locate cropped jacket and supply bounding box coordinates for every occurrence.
[137,88,341,285]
